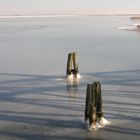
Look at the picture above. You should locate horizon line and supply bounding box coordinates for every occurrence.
[0,13,140,18]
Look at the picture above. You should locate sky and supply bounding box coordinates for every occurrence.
[0,0,140,15]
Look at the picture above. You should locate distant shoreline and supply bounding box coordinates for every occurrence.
[0,14,140,17]
[0,14,140,19]
[0,15,77,19]
[130,16,140,19]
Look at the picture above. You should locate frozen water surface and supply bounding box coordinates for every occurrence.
[0,16,140,140]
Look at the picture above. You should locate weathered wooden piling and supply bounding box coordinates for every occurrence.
[66,52,79,78]
[73,52,79,74]
[85,82,103,125]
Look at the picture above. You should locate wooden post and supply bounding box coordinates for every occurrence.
[85,81,102,126]
[95,81,103,118]
[66,53,73,75]
[66,52,80,78]
[73,52,79,74]
[85,84,90,122]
